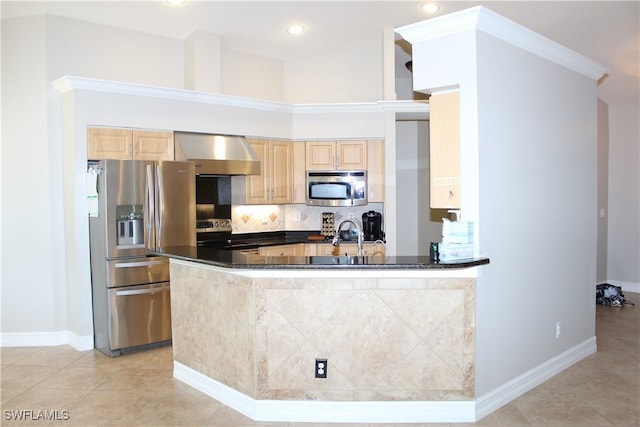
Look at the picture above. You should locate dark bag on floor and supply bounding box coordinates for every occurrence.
[596,283,634,307]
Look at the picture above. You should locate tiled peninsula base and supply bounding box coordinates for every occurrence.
[169,259,478,423]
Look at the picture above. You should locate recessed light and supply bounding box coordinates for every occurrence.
[421,3,440,14]
[287,24,305,35]
[166,0,185,5]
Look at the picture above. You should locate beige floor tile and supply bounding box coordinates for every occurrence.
[49,389,159,426]
[143,386,220,426]
[207,404,256,426]
[459,402,531,426]
[370,424,451,427]
[12,346,89,368]
[95,367,173,392]
[1,364,60,404]
[1,386,90,426]
[33,365,120,391]
[0,347,43,367]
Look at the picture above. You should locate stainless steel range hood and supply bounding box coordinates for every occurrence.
[174,132,260,175]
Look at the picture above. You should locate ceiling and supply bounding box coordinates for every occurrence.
[2,1,638,105]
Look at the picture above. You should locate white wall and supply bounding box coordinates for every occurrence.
[607,104,640,292]
[395,120,440,255]
[596,99,609,282]
[1,16,64,334]
[284,32,384,103]
[474,32,598,396]
[221,48,284,102]
[46,15,184,89]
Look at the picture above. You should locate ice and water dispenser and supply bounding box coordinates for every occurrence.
[116,205,144,246]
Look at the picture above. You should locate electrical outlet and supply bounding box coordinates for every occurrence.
[556,321,561,339]
[315,358,327,378]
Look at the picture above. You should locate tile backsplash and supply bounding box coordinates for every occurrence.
[232,203,384,235]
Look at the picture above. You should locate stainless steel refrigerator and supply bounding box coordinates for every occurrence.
[88,160,195,356]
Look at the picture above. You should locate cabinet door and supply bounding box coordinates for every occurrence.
[429,91,461,209]
[133,130,174,161]
[317,244,341,256]
[87,127,132,160]
[336,140,367,170]
[259,244,302,256]
[269,140,293,204]
[367,139,384,202]
[364,243,386,256]
[245,139,270,204]
[305,141,336,170]
[304,243,317,256]
[292,142,307,203]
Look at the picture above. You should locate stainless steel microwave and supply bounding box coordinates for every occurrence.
[306,171,367,207]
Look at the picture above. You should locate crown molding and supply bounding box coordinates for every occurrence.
[51,76,294,114]
[395,6,607,81]
[51,76,430,117]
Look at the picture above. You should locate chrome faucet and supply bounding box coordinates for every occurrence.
[332,218,364,256]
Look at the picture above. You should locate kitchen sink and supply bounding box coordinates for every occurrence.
[310,255,372,265]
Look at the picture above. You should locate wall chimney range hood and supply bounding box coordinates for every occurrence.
[174,132,260,175]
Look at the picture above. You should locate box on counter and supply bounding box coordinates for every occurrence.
[442,218,474,244]
[438,242,475,261]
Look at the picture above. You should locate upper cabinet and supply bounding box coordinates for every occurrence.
[305,140,367,170]
[366,139,384,203]
[292,142,307,204]
[88,127,174,161]
[429,92,461,209]
[245,138,293,205]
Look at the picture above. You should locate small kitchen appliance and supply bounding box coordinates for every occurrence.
[362,210,384,241]
[306,171,367,207]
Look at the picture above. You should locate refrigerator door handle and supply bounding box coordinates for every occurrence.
[145,164,155,250]
[115,286,170,297]
[155,166,164,250]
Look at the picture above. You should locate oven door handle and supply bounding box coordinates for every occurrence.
[115,286,170,297]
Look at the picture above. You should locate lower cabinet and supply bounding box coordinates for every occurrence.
[258,243,386,257]
[312,243,386,256]
[259,243,304,256]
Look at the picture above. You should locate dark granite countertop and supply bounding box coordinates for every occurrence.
[149,245,489,270]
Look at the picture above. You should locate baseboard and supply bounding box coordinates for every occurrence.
[601,280,640,294]
[176,337,595,423]
[0,331,93,351]
[475,336,597,420]
[173,361,476,423]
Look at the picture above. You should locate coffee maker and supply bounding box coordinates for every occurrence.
[362,211,384,241]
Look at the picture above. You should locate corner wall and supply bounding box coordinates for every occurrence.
[474,31,598,396]
[396,6,603,407]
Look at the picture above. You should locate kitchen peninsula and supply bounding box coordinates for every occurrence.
[154,245,489,423]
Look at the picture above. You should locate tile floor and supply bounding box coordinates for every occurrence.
[1,293,638,427]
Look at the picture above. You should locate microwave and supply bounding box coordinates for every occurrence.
[306,171,367,207]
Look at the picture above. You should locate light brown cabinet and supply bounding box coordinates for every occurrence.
[292,142,307,204]
[245,139,293,205]
[314,243,386,256]
[429,91,461,209]
[259,243,304,256]
[87,127,174,161]
[305,140,367,171]
[366,139,385,203]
